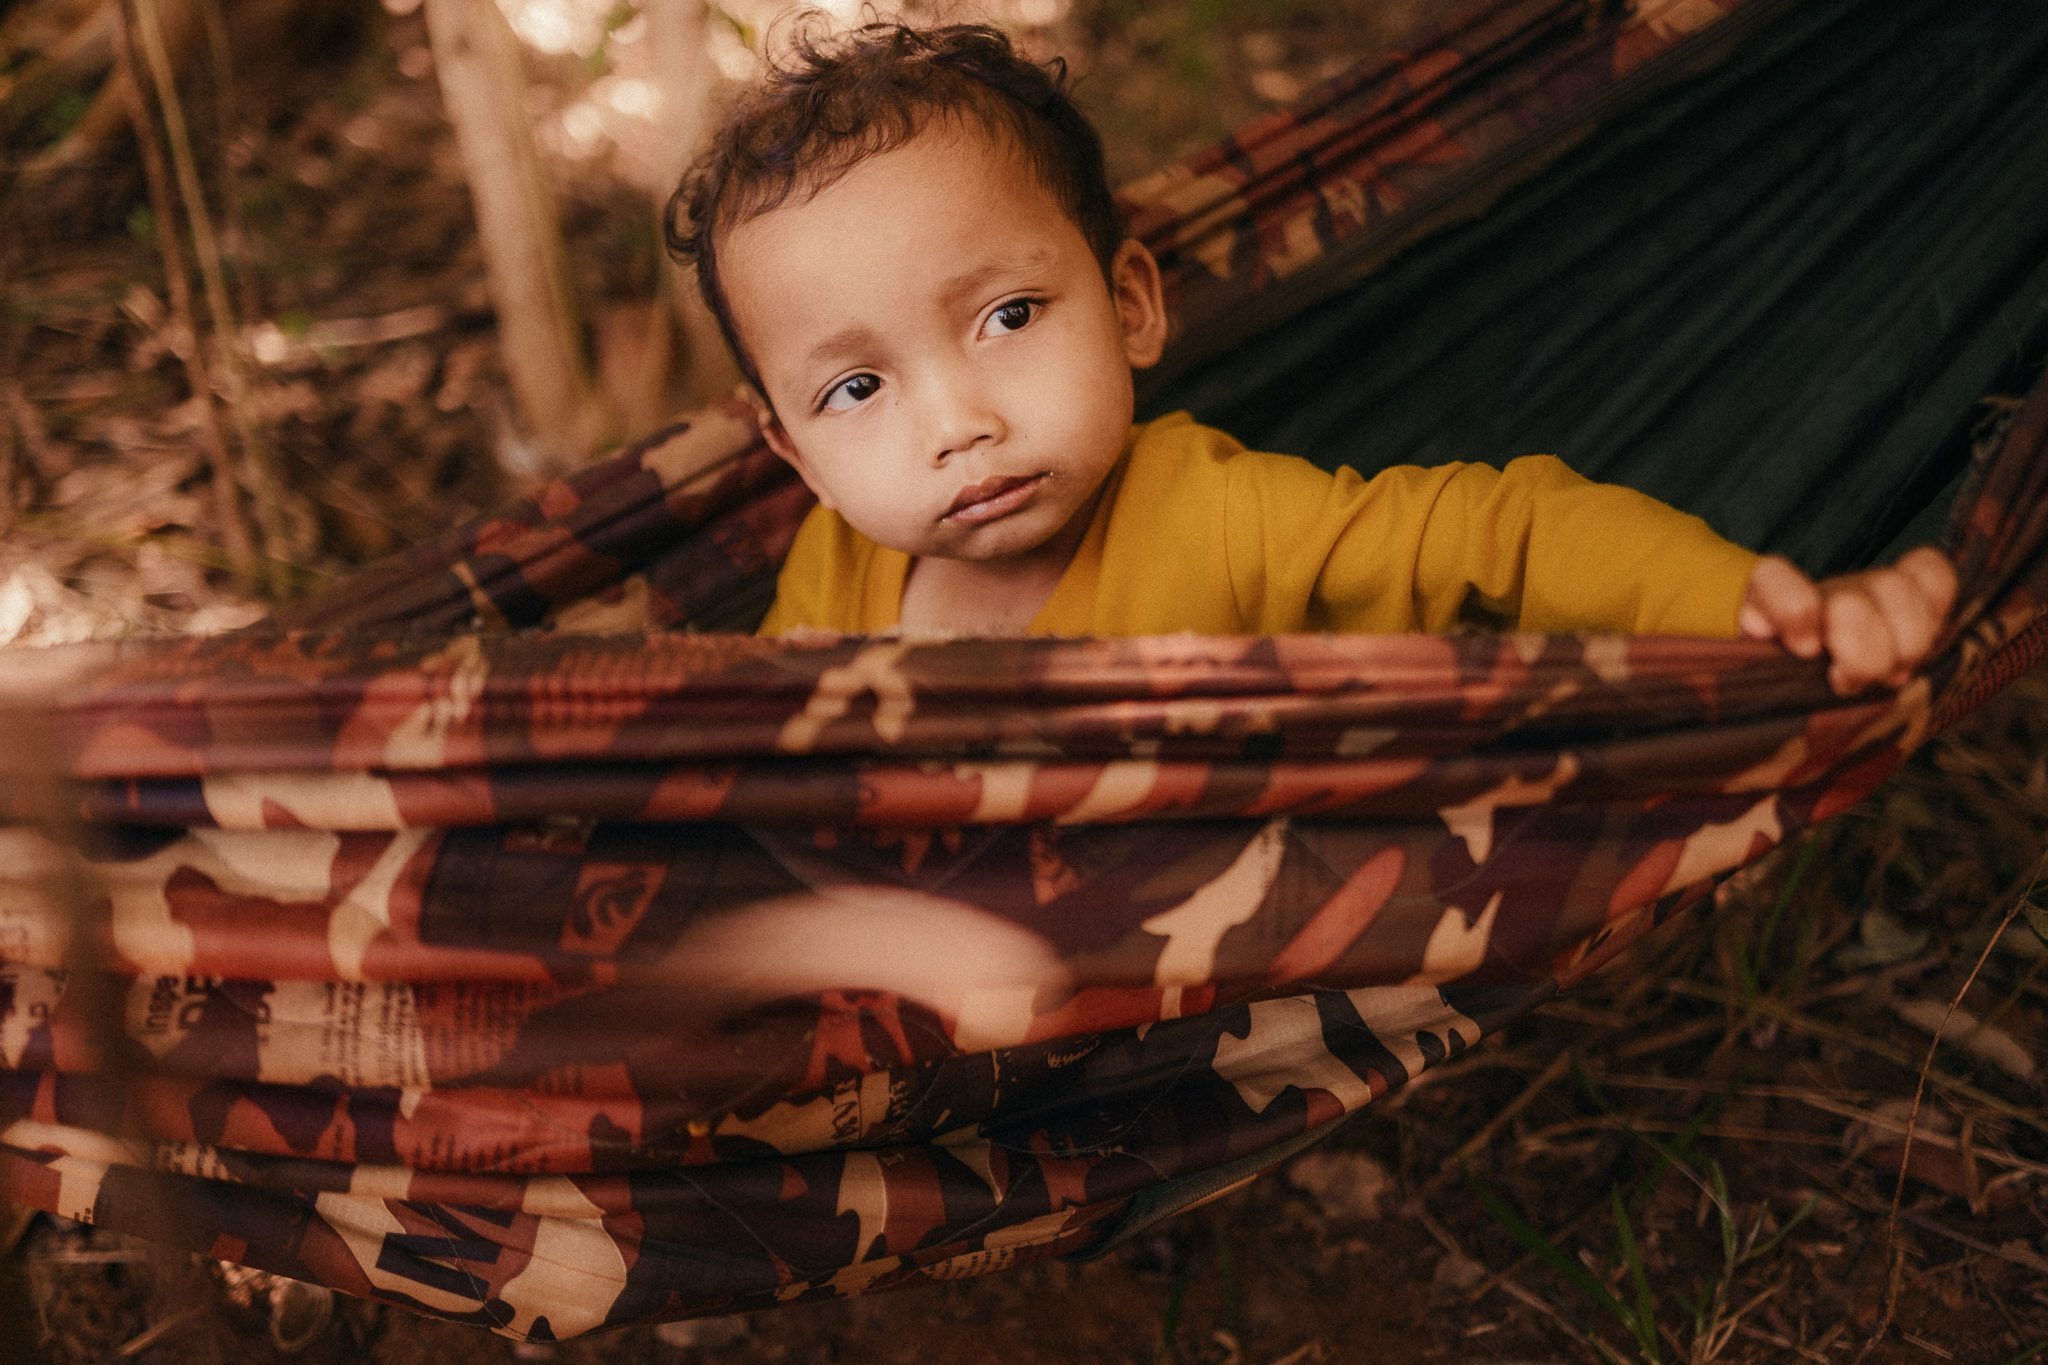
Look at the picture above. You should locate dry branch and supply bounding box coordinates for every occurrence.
[424,0,603,469]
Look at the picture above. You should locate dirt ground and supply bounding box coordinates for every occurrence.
[4,1,2048,1361]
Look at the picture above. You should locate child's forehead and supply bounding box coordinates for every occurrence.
[728,138,1078,327]
[731,116,1057,247]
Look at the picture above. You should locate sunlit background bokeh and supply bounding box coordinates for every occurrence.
[470,0,1076,191]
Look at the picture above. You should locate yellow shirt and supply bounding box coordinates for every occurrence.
[758,412,1759,637]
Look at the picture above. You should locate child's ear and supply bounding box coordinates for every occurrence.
[1109,239,1168,370]
[756,402,837,511]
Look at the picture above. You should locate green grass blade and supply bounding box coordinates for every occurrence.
[1477,1184,1634,1337]
[1609,1188,1662,1364]
[1743,1193,1820,1265]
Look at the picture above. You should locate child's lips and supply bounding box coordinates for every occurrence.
[943,472,1046,524]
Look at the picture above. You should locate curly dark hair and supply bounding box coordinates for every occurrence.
[665,18,1123,397]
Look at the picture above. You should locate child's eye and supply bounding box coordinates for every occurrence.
[983,299,1038,337]
[820,373,881,413]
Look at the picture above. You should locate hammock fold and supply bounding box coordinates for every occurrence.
[4,0,2048,1340]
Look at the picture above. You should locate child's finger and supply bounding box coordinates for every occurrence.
[1896,545,1959,620]
[1859,566,1940,667]
[1822,586,1892,693]
[1741,556,1822,656]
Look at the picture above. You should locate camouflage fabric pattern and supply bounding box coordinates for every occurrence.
[6,0,2048,1341]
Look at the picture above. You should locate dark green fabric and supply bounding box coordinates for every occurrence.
[1146,0,2048,575]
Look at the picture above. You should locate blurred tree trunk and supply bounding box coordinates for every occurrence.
[647,0,740,409]
[424,0,607,471]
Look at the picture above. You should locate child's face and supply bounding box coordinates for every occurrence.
[720,123,1166,565]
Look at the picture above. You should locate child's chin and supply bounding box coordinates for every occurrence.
[947,527,1059,562]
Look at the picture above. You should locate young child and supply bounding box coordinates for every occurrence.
[669,21,1955,693]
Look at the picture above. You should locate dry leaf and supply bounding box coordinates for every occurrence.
[1840,1097,1952,1162]
[652,1316,749,1350]
[1284,1148,1394,1222]
[1852,1140,1977,1202]
[1428,1249,1487,1306]
[354,346,436,409]
[1833,907,1929,970]
[1891,998,2037,1082]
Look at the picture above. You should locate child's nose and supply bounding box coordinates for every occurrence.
[925,367,1005,462]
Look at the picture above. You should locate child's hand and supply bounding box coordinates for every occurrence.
[1737,547,1958,694]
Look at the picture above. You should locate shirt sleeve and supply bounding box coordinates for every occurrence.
[1228,451,1760,636]
[1417,455,1760,635]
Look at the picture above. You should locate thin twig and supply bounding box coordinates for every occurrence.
[111,0,257,581]
[1515,1114,1836,1151]
[1898,1209,2048,1275]
[1610,1013,1728,1062]
[1661,980,2039,1126]
[1425,1049,1573,1194]
[116,1303,205,1357]
[1585,1073,2048,1179]
[1966,1255,2034,1344]
[1733,1321,1834,1363]
[1494,1274,1614,1361]
[1873,845,2048,1352]
[193,0,262,329]
[1700,1276,1788,1363]
[129,0,293,593]
[1850,1247,1907,1365]
[1587,1073,1890,1105]
[1427,1194,1621,1365]
[1520,1109,2048,1180]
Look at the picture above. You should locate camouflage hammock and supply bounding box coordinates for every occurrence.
[5,0,2048,1341]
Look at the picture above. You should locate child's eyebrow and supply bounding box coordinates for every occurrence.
[936,250,1055,307]
[803,324,883,373]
